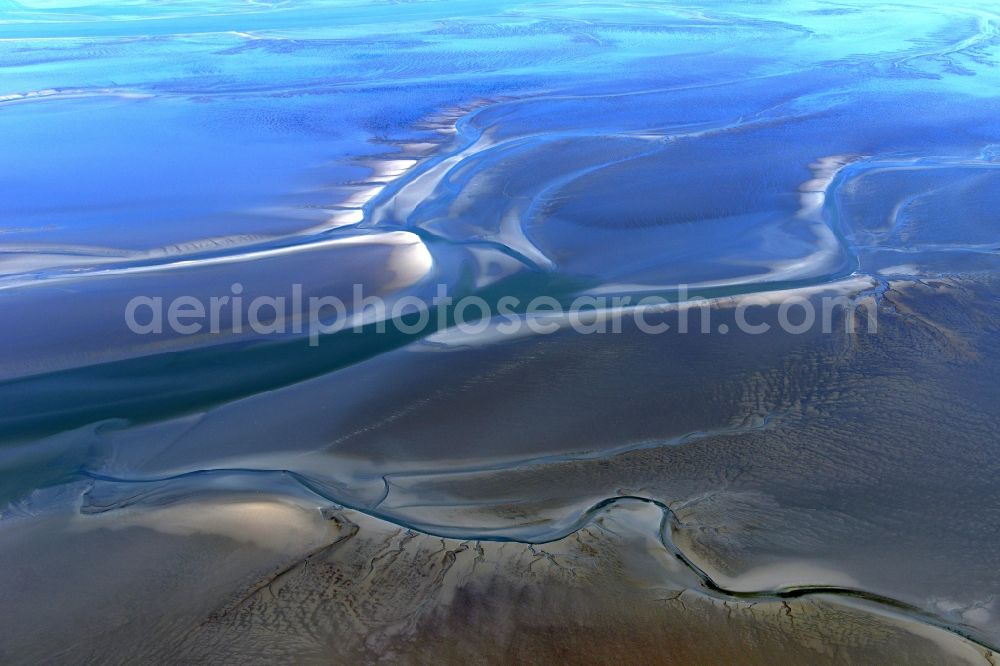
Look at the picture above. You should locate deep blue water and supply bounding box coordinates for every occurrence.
[3,0,1000,660]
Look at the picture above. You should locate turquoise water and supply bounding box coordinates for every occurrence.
[2,0,1000,660]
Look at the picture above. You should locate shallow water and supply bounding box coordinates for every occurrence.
[2,0,1000,661]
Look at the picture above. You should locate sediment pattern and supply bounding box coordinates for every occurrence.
[2,0,1000,662]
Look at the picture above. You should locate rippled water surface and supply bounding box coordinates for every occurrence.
[2,0,1000,662]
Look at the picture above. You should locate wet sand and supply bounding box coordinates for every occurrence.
[4,0,1000,662]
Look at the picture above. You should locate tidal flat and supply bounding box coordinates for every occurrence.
[2,0,1000,663]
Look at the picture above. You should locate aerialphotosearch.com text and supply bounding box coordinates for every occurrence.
[125,282,878,346]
